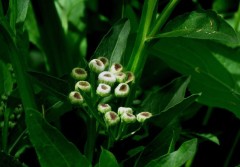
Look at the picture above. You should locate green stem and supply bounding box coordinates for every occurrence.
[149,0,180,37]
[9,0,17,34]
[2,107,10,152]
[8,129,27,154]
[84,116,96,162]
[223,129,240,167]
[0,0,4,17]
[234,3,240,31]
[202,107,213,126]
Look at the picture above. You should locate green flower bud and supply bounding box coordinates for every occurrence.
[89,59,105,73]
[98,103,111,114]
[117,107,133,116]
[110,63,123,73]
[114,72,127,83]
[114,83,130,97]
[136,112,152,123]
[69,91,84,105]
[71,67,87,80]
[121,112,136,123]
[96,84,111,97]
[98,71,116,86]
[125,71,135,84]
[8,121,16,128]
[104,111,120,126]
[98,57,109,69]
[75,81,91,92]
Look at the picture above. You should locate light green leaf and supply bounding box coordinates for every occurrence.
[151,37,240,118]
[145,138,197,167]
[16,0,29,23]
[99,148,119,167]
[154,10,239,47]
[194,133,220,145]
[26,108,91,167]
[93,19,131,65]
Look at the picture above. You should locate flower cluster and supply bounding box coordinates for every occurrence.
[69,57,152,128]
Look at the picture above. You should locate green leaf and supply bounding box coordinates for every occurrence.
[135,122,181,167]
[99,148,119,167]
[154,10,239,47]
[142,76,190,115]
[145,138,197,167]
[26,108,91,167]
[28,71,70,101]
[151,37,240,118]
[93,19,131,65]
[16,0,30,23]
[0,60,13,95]
[194,133,220,145]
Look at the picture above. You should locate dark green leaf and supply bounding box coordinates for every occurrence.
[151,37,240,118]
[0,60,13,95]
[142,76,190,115]
[145,138,197,167]
[28,71,70,101]
[135,122,181,167]
[93,19,131,65]
[155,10,239,47]
[99,148,119,167]
[26,108,91,167]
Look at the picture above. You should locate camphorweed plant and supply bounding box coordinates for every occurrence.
[1,0,240,166]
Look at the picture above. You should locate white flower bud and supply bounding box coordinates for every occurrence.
[98,103,112,114]
[114,83,130,97]
[121,112,136,123]
[104,111,120,126]
[117,107,133,116]
[114,72,127,83]
[71,67,87,80]
[136,112,152,123]
[110,63,123,73]
[98,57,109,68]
[69,91,84,105]
[89,59,105,73]
[75,81,91,92]
[125,71,135,83]
[98,71,116,86]
[96,83,111,97]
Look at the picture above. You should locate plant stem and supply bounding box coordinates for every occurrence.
[149,0,180,37]
[0,0,4,17]
[234,3,240,31]
[84,116,97,162]
[202,107,213,126]
[224,129,240,167]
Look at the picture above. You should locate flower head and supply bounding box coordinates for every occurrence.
[89,59,105,73]
[75,81,91,92]
[98,57,109,69]
[96,83,111,97]
[98,71,116,86]
[136,112,152,123]
[114,83,130,97]
[98,103,111,114]
[117,107,133,116]
[71,67,87,80]
[104,111,120,126]
[110,63,123,73]
[69,91,84,105]
[115,72,127,83]
[125,71,135,84]
[121,112,136,123]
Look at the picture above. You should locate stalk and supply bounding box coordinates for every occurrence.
[2,107,10,152]
[234,3,240,31]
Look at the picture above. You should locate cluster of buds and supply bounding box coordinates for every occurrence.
[0,103,23,129]
[69,57,152,128]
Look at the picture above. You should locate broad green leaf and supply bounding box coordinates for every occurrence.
[141,76,190,115]
[135,122,181,167]
[93,19,131,65]
[194,133,220,145]
[0,60,13,95]
[149,94,199,128]
[16,0,29,23]
[28,71,70,101]
[154,10,239,47]
[0,152,25,167]
[145,138,197,167]
[99,148,119,167]
[151,37,240,118]
[26,108,91,167]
